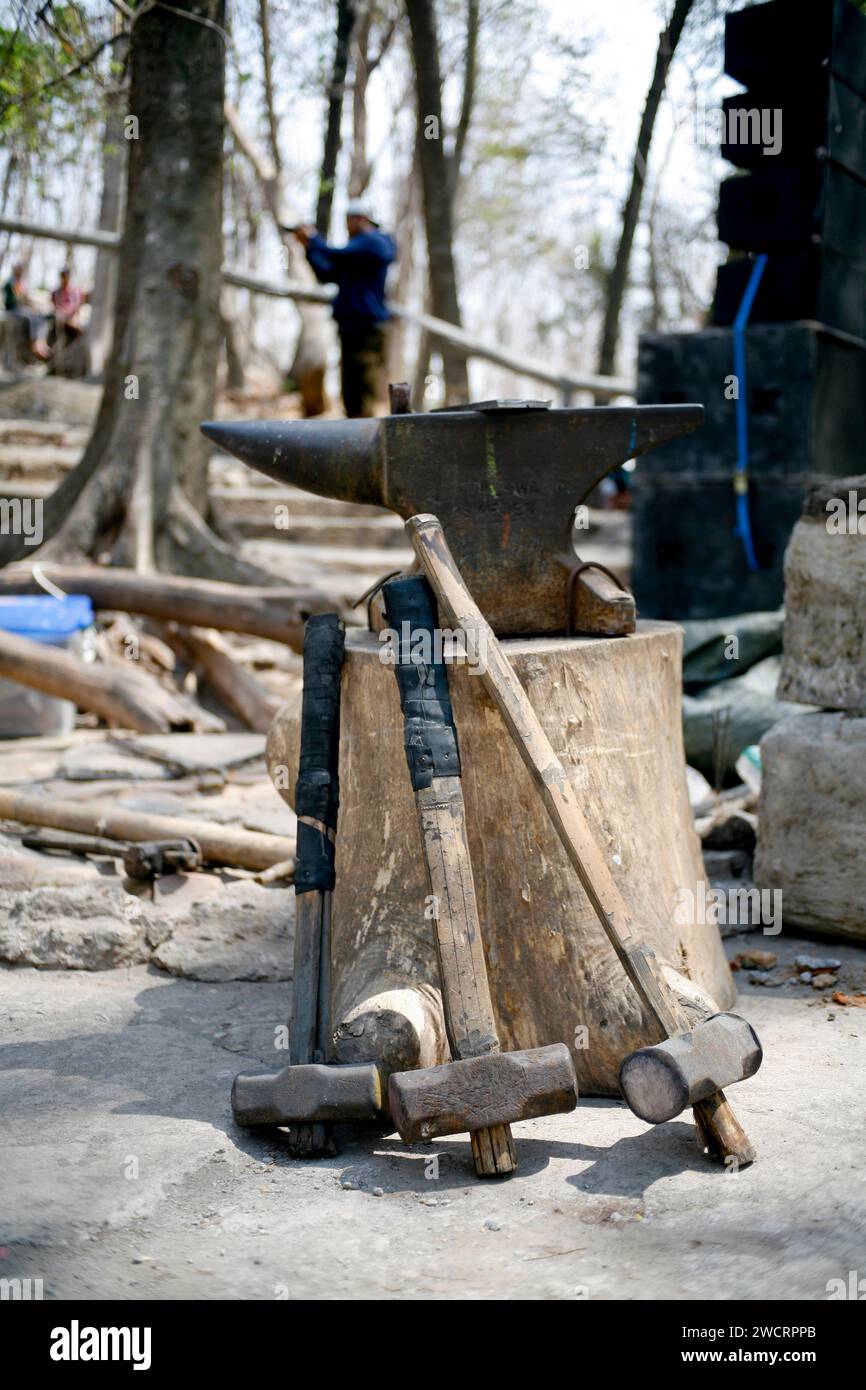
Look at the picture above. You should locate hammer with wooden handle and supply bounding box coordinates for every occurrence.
[382,574,577,1176]
[405,514,759,1167]
[232,615,384,1150]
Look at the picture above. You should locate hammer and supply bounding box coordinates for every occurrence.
[382,573,578,1176]
[231,614,383,1150]
[405,514,761,1166]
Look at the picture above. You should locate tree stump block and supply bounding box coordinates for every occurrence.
[267,621,735,1096]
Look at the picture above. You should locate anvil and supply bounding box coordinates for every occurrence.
[201,400,703,637]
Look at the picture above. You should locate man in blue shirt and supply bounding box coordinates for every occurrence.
[293,201,396,417]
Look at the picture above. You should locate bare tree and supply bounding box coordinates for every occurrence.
[87,30,128,377]
[316,0,357,236]
[596,0,694,377]
[406,0,477,404]
[0,1,265,582]
[348,1,400,197]
[230,0,334,416]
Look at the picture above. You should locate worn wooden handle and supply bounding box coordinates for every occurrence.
[383,573,516,1175]
[406,513,755,1166]
[290,615,345,1160]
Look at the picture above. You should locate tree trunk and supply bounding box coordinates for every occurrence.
[88,34,128,376]
[349,3,374,198]
[405,0,469,405]
[408,0,477,406]
[347,3,397,198]
[254,0,332,415]
[0,2,240,579]
[316,0,356,236]
[596,0,694,377]
[449,0,479,201]
[220,296,246,393]
[389,147,421,386]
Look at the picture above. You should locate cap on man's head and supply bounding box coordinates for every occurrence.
[346,199,379,227]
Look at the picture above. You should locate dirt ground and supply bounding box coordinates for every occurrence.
[2,927,864,1303]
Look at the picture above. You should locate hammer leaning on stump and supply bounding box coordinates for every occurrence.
[208,397,763,1176]
[382,574,578,1176]
[231,615,384,1145]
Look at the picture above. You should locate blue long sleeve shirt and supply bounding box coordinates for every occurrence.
[305,228,395,330]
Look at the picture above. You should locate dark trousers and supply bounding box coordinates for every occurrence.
[339,322,388,418]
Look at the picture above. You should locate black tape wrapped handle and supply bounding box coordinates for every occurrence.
[383,575,460,790]
[294,614,345,895]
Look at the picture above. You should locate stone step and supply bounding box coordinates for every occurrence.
[245,539,413,592]
[229,512,406,548]
[0,418,89,447]
[0,478,53,499]
[211,481,390,520]
[0,442,81,477]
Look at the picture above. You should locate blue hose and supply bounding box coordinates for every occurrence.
[731,253,768,572]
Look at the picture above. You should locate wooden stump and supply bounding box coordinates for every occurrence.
[267,622,735,1096]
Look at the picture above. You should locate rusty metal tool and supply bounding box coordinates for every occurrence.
[22,828,202,879]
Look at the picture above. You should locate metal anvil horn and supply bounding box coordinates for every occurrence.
[201,400,703,637]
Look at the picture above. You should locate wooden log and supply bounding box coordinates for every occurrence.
[778,480,866,712]
[0,628,221,734]
[755,711,866,940]
[0,567,337,652]
[267,624,735,1097]
[0,787,295,871]
[160,624,285,732]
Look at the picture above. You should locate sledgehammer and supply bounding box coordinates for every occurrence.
[382,575,577,1176]
[406,514,761,1167]
[231,615,383,1150]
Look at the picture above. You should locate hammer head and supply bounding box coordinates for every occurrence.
[388,1042,578,1143]
[231,1061,383,1128]
[201,400,703,636]
[619,1013,763,1125]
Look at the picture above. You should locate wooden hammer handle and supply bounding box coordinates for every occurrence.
[383,574,516,1176]
[290,614,345,1159]
[406,514,754,1166]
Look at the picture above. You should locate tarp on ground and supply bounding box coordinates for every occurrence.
[679,611,813,780]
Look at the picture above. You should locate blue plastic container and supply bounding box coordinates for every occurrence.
[0,594,95,737]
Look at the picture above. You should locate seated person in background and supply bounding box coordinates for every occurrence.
[3,262,50,360]
[51,267,88,344]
